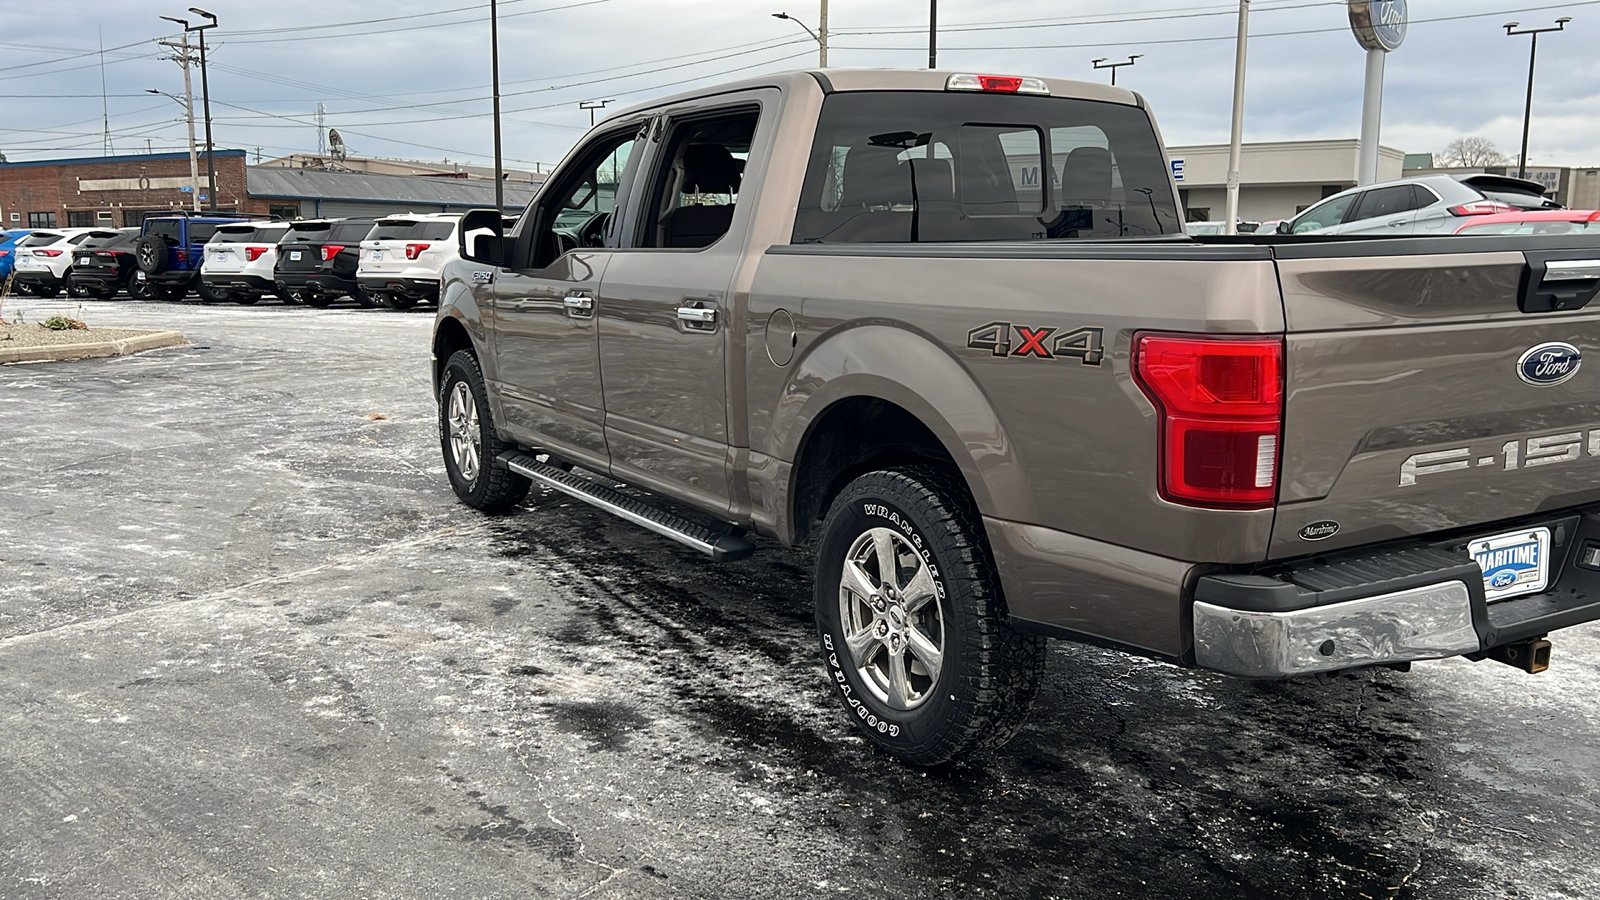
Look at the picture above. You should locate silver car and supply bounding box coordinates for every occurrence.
[1281,174,1558,236]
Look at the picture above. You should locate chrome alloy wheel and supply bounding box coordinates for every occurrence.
[838,527,944,710]
[446,381,482,485]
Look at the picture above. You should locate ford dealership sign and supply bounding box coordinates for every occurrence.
[1349,0,1408,52]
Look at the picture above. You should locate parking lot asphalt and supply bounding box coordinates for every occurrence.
[2,296,1599,900]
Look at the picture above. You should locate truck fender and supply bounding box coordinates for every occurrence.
[773,323,1025,522]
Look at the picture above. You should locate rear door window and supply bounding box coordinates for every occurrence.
[1349,185,1418,222]
[793,91,1180,243]
[145,220,184,244]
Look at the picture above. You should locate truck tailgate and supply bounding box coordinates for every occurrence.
[1272,238,1600,559]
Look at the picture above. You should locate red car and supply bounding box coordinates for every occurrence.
[1453,209,1600,235]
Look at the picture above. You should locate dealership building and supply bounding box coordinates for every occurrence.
[0,150,546,227]
[1166,140,1406,223]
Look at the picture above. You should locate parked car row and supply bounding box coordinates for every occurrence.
[1,212,494,311]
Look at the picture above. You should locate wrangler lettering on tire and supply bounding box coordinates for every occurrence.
[814,467,1046,766]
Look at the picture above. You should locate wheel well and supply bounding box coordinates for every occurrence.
[791,397,966,544]
[433,317,473,389]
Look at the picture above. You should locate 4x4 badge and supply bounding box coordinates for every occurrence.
[966,321,1104,366]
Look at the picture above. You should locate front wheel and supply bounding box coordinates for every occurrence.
[127,278,154,300]
[814,467,1047,766]
[439,350,530,512]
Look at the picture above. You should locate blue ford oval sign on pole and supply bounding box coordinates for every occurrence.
[1349,0,1407,185]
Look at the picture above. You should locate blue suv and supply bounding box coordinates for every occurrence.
[131,214,253,301]
[0,228,33,284]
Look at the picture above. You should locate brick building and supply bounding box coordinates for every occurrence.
[0,149,262,229]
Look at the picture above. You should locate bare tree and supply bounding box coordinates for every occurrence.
[1438,137,1510,167]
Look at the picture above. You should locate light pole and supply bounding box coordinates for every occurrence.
[1504,17,1570,180]
[578,100,613,127]
[147,88,200,212]
[928,0,937,69]
[1225,0,1250,235]
[1091,55,1143,86]
[490,0,504,210]
[772,10,826,66]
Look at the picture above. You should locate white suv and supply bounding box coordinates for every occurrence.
[356,214,462,310]
[200,221,291,305]
[10,228,103,297]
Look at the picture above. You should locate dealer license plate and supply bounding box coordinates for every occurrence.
[1468,527,1551,602]
[370,250,384,261]
[214,250,231,261]
[289,251,302,261]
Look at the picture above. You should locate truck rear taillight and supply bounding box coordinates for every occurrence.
[1449,201,1515,216]
[245,246,269,261]
[321,244,345,261]
[405,242,430,260]
[1134,333,1284,510]
[945,73,1051,95]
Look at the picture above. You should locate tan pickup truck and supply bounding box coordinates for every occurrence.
[432,69,1600,764]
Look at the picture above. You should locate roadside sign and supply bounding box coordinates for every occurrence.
[1349,0,1407,52]
[1171,159,1186,182]
[179,186,194,193]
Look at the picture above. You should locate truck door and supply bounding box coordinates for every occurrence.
[596,98,771,512]
[488,126,642,471]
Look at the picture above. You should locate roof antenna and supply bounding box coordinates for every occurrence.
[99,26,112,155]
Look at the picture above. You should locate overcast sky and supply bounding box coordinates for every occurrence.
[3,0,1598,172]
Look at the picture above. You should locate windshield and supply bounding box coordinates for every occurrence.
[283,222,334,242]
[794,91,1181,243]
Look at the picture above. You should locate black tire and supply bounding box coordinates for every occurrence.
[30,282,61,299]
[232,293,262,305]
[94,287,117,300]
[133,235,168,274]
[153,284,185,302]
[127,278,155,301]
[196,280,229,303]
[281,288,303,305]
[353,286,380,308]
[383,292,418,311]
[814,467,1047,766]
[66,274,88,298]
[438,350,530,512]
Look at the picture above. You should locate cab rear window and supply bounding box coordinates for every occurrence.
[793,91,1181,243]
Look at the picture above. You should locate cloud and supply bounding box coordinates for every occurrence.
[1,0,1595,171]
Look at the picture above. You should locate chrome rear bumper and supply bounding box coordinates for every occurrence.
[1193,581,1479,677]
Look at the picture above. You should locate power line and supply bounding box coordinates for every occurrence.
[224,0,612,44]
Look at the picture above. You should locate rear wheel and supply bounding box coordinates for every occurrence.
[31,282,61,299]
[383,292,418,311]
[196,280,229,303]
[439,350,530,512]
[814,467,1047,766]
[127,278,154,301]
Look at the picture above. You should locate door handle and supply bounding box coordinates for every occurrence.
[676,306,717,324]
[563,293,594,316]
[1387,218,1410,227]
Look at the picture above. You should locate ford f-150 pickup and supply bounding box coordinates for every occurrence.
[431,69,1600,765]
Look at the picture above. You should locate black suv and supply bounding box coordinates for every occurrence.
[132,214,254,301]
[67,228,142,299]
[274,218,380,307]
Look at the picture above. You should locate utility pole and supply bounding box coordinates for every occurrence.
[164,10,218,211]
[155,33,201,213]
[818,0,828,67]
[490,0,504,211]
[928,0,937,69]
[579,99,613,127]
[1505,18,1571,180]
[1092,55,1143,86]
[1225,0,1250,235]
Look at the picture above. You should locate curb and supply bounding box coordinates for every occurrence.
[0,330,188,365]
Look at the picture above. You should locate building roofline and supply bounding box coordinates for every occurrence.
[0,149,248,170]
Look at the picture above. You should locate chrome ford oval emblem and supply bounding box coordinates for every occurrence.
[1518,342,1581,386]
[1299,521,1340,541]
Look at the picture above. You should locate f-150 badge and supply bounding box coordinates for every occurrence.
[966,322,1104,366]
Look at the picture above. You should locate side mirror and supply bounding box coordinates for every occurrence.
[1276,220,1292,235]
[458,208,507,265]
